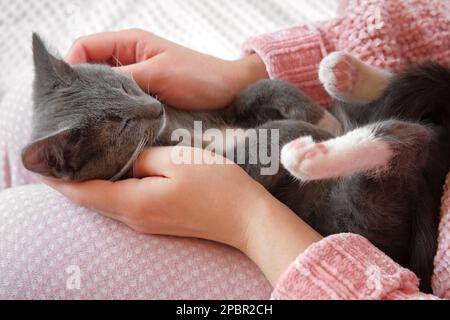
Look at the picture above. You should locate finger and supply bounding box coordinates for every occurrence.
[44,177,167,220]
[65,31,137,65]
[132,147,233,178]
[65,29,153,65]
[113,60,160,93]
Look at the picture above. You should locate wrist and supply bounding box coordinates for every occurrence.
[241,195,323,286]
[242,54,269,84]
[229,54,269,94]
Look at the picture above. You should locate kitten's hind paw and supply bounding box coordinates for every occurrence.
[319,51,393,104]
[319,51,359,103]
[281,136,330,181]
[282,128,394,181]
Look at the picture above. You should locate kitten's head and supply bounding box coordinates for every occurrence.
[22,33,165,181]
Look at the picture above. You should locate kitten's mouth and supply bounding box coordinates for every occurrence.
[109,107,166,182]
[110,135,149,182]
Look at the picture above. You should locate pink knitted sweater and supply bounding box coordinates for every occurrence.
[244,0,450,300]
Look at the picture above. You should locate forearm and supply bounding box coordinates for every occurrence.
[240,197,322,286]
[239,196,437,300]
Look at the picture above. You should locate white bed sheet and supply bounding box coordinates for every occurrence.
[0,0,339,98]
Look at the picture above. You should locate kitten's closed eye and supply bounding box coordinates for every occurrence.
[118,119,132,136]
[121,83,132,94]
[120,82,142,96]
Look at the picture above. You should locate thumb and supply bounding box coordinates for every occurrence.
[65,48,88,65]
[132,147,234,179]
[131,147,182,179]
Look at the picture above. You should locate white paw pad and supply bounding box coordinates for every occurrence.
[319,51,358,98]
[281,136,331,181]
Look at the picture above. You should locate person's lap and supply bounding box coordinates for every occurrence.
[0,185,272,299]
[0,80,271,299]
[0,78,38,190]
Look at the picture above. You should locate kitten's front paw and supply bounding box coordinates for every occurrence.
[319,51,359,102]
[281,136,331,181]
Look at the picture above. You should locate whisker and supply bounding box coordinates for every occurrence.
[112,54,124,68]
[110,136,149,182]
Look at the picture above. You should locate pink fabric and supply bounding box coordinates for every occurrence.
[271,234,441,300]
[0,0,449,300]
[0,186,273,299]
[244,0,450,105]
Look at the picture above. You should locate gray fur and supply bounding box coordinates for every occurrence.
[24,34,450,292]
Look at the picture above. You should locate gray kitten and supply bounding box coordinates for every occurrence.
[23,34,450,292]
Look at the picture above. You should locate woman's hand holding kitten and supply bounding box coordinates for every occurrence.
[65,29,268,110]
[45,147,322,286]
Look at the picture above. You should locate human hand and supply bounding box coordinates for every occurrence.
[45,147,269,250]
[65,29,268,110]
[44,147,322,285]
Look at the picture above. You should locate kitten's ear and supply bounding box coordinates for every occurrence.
[22,128,74,178]
[32,33,75,89]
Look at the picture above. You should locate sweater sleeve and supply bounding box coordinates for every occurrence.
[243,0,450,106]
[243,24,333,106]
[271,234,439,300]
